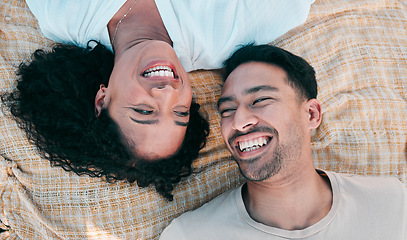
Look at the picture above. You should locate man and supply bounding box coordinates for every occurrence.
[160,44,407,239]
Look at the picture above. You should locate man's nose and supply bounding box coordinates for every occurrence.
[232,106,257,132]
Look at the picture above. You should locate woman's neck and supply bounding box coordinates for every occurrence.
[107,0,172,59]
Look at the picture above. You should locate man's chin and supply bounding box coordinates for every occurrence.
[234,154,282,182]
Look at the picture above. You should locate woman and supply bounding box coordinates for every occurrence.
[3,0,314,200]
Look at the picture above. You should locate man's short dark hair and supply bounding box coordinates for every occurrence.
[223,44,317,100]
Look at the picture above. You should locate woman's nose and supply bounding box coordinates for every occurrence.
[151,84,178,99]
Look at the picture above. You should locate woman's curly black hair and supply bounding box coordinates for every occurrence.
[1,42,209,201]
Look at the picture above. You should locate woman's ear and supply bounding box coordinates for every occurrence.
[307,99,322,130]
[95,84,107,117]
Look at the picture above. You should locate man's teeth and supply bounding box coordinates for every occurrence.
[238,137,268,152]
[143,66,174,78]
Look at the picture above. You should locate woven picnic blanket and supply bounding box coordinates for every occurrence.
[1,0,406,239]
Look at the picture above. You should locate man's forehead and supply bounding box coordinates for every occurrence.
[224,62,286,84]
[221,68,285,97]
[221,84,279,96]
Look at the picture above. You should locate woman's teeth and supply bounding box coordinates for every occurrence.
[238,137,268,152]
[143,66,174,78]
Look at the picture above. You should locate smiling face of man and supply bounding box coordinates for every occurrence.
[218,62,317,181]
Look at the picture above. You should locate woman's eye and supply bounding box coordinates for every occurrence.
[134,109,154,115]
[175,111,190,117]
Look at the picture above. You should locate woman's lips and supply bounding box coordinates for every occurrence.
[142,65,174,78]
[141,61,178,79]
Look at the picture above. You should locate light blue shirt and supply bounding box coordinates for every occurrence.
[26,0,314,71]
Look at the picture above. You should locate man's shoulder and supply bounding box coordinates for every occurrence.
[328,171,407,203]
[160,186,242,239]
[325,171,407,236]
[178,186,241,222]
[330,171,404,189]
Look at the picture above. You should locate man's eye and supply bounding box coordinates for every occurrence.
[219,108,235,118]
[253,97,273,106]
[134,109,154,115]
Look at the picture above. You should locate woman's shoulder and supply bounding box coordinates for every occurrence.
[26,0,126,49]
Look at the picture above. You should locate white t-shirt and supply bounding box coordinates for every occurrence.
[160,171,407,240]
[26,0,314,71]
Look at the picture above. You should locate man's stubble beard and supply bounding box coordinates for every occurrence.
[235,144,283,182]
[234,128,304,182]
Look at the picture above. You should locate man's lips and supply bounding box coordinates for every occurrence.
[237,136,271,153]
[228,127,278,158]
[228,134,271,158]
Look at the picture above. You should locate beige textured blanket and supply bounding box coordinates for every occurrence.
[1,0,406,239]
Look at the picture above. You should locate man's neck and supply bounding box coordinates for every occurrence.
[108,0,172,58]
[243,167,332,230]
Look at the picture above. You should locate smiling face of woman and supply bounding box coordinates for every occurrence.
[95,40,193,160]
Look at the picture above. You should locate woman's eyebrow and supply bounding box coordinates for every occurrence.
[130,118,159,125]
[174,121,188,127]
[131,117,188,127]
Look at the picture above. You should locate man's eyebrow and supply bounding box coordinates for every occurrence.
[130,118,159,125]
[217,85,279,108]
[217,96,235,108]
[244,85,279,95]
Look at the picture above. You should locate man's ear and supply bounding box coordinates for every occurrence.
[307,99,322,130]
[95,85,107,117]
